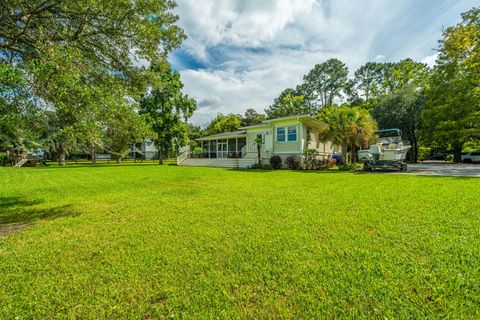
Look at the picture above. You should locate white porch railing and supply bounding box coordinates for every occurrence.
[177,146,189,165]
[241,144,264,158]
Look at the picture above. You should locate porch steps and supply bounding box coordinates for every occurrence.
[180,158,257,169]
[14,158,28,167]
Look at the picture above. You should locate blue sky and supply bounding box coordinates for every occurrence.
[171,0,478,126]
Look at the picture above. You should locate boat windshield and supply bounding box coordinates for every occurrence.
[377,129,401,138]
[376,129,402,144]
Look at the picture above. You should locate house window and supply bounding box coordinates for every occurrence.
[287,126,297,141]
[276,128,285,142]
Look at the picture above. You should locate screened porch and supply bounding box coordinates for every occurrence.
[195,132,247,159]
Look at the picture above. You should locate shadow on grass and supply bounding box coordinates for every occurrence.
[0,196,80,225]
[38,163,164,169]
[230,168,341,174]
[352,169,480,180]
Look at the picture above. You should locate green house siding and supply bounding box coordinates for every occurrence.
[272,122,302,154]
[241,116,333,159]
[273,141,301,153]
[246,132,259,145]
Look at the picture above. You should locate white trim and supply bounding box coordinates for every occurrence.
[275,125,297,143]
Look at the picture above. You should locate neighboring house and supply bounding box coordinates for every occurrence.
[129,138,158,160]
[177,115,336,168]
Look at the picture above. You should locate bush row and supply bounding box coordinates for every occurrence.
[251,149,338,170]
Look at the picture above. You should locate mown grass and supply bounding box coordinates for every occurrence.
[0,165,479,319]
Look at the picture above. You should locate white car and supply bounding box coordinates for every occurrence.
[461,152,480,163]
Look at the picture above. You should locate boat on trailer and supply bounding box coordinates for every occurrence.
[358,129,411,171]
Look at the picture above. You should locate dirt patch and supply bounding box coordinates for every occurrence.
[0,223,33,236]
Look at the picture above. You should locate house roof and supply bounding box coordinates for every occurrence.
[198,116,327,141]
[239,123,270,129]
[197,131,247,141]
[240,115,327,130]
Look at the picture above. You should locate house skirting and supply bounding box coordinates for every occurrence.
[179,158,257,169]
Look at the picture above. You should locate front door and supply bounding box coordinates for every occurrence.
[217,140,227,158]
[264,131,273,152]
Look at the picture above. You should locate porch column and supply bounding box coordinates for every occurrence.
[216,139,218,158]
[208,140,210,158]
[236,138,238,154]
[226,139,228,158]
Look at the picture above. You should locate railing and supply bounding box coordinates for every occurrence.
[241,144,264,158]
[14,158,28,168]
[176,146,189,165]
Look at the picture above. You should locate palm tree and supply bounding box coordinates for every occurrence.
[319,106,376,164]
[255,136,263,166]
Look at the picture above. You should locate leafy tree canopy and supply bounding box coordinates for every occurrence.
[422,7,480,162]
[140,64,196,164]
[318,106,376,164]
[372,87,425,162]
[265,88,306,119]
[302,58,350,109]
[205,113,242,135]
[1,0,185,164]
[241,108,266,127]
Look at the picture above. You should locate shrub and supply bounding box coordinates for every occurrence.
[302,149,319,169]
[262,163,273,170]
[319,158,337,169]
[417,147,431,161]
[302,150,337,170]
[269,155,282,169]
[250,163,273,170]
[285,154,301,170]
[0,152,6,166]
[338,164,358,171]
[0,152,12,166]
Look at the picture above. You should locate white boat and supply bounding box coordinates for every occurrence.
[358,129,411,171]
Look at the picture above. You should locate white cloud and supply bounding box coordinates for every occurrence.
[173,0,479,126]
[421,52,439,68]
[177,0,315,60]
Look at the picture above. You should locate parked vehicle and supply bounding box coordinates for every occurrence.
[358,129,411,171]
[431,152,447,161]
[461,152,480,163]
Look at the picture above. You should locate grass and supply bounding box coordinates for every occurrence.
[0,165,479,319]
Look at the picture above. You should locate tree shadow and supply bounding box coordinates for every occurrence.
[38,163,162,170]
[0,196,80,225]
[230,168,341,174]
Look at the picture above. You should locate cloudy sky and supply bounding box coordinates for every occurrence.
[170,0,478,126]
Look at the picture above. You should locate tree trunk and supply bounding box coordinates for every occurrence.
[453,142,463,163]
[342,143,348,164]
[257,143,262,166]
[91,146,97,166]
[58,144,66,166]
[116,156,122,164]
[132,143,136,163]
[158,148,163,165]
[350,144,357,164]
[412,135,418,163]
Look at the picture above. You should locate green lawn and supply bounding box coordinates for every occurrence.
[0,165,479,319]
